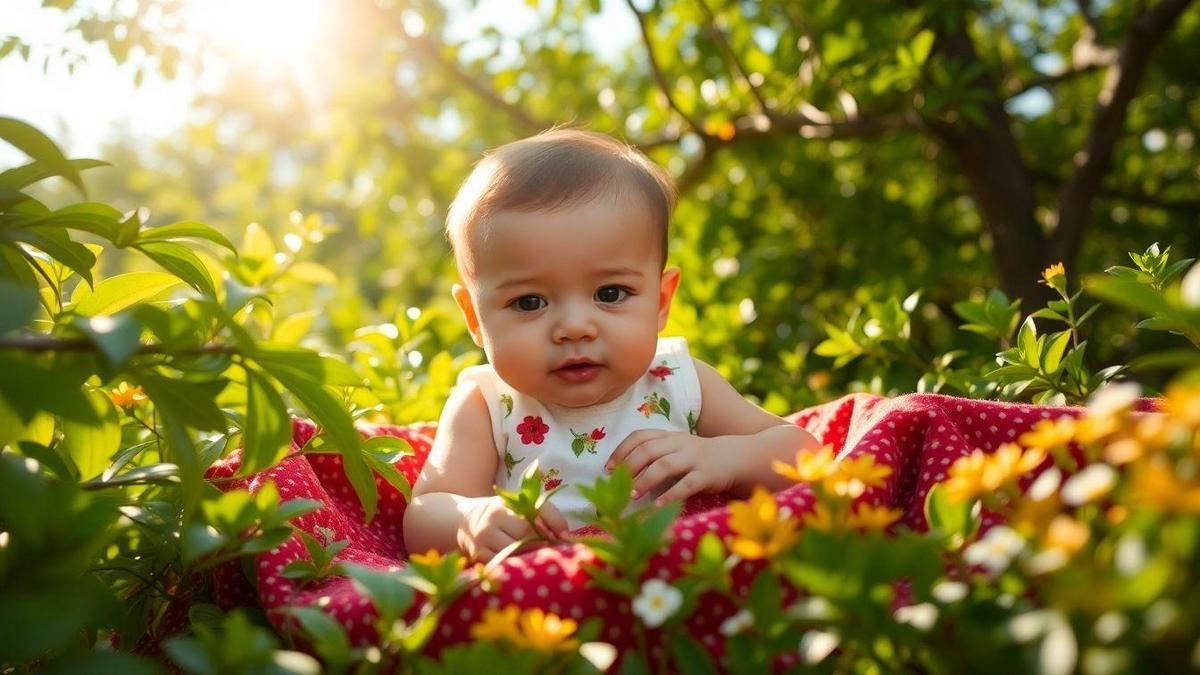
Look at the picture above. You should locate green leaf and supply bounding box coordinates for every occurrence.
[282,607,351,670]
[71,272,183,316]
[182,522,228,564]
[342,562,415,626]
[923,484,975,548]
[1041,331,1072,374]
[5,226,95,285]
[1017,316,1040,369]
[138,374,228,431]
[0,352,96,423]
[240,368,292,474]
[0,281,38,334]
[0,116,85,195]
[669,633,718,675]
[60,388,121,480]
[25,202,123,242]
[137,220,237,252]
[136,240,217,297]
[252,343,363,387]
[364,450,412,502]
[72,313,142,367]
[258,364,372,520]
[0,158,108,193]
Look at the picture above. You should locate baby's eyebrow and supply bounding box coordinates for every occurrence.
[593,266,645,278]
[493,276,540,291]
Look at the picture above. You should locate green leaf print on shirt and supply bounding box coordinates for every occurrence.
[500,393,513,418]
[687,410,698,435]
[503,447,525,479]
[570,427,606,457]
[637,392,671,420]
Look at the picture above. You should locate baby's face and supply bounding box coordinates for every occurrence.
[452,195,679,408]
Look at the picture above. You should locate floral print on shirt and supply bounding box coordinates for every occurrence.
[637,392,671,420]
[570,427,606,457]
[516,415,549,444]
[648,361,677,381]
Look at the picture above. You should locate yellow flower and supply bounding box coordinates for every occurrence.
[108,382,147,409]
[728,486,800,560]
[409,548,466,572]
[518,608,579,653]
[471,605,523,643]
[1103,437,1145,465]
[1019,417,1076,450]
[1162,384,1200,427]
[1041,515,1089,556]
[1040,262,1066,287]
[986,443,1047,486]
[801,502,834,531]
[830,454,892,489]
[1075,413,1122,444]
[943,450,993,503]
[773,445,837,483]
[1129,458,1200,514]
[845,503,903,532]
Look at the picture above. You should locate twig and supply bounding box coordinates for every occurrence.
[693,0,770,114]
[624,0,709,137]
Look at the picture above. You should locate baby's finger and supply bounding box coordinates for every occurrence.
[606,429,666,471]
[630,451,687,499]
[654,471,704,506]
[537,501,571,539]
[624,438,675,478]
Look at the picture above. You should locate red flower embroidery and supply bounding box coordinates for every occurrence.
[649,365,674,380]
[516,415,549,444]
[542,468,562,491]
[590,427,606,441]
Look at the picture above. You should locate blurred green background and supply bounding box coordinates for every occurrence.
[5,0,1198,417]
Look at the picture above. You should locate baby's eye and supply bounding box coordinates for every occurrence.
[510,295,546,312]
[595,286,629,304]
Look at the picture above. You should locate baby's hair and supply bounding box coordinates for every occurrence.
[446,128,677,274]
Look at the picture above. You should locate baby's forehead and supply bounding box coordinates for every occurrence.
[454,198,663,279]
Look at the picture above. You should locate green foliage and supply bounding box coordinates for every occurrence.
[2,0,1199,667]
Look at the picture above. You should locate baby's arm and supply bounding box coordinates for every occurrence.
[608,358,818,504]
[404,383,568,562]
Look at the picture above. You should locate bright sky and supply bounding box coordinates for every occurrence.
[0,0,637,164]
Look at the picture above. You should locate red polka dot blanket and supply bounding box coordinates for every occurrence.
[203,392,1114,659]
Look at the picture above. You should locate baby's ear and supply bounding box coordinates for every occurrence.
[452,284,484,347]
[656,267,681,332]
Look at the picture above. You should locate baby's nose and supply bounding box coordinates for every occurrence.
[552,305,597,342]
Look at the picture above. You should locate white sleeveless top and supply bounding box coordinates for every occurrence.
[456,337,702,530]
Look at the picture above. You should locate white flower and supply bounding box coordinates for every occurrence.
[1027,467,1062,502]
[631,579,682,628]
[1087,382,1140,417]
[1181,261,1200,308]
[964,525,1025,574]
[931,580,969,604]
[893,603,938,631]
[1024,549,1069,575]
[798,630,839,664]
[719,609,754,636]
[1060,464,1117,506]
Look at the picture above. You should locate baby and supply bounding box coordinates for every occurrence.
[404,129,818,563]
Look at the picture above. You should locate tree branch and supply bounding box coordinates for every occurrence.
[1051,0,1196,265]
[624,0,709,138]
[404,33,549,134]
[1006,61,1108,98]
[693,0,770,114]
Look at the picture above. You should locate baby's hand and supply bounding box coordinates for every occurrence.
[606,430,735,506]
[457,495,570,563]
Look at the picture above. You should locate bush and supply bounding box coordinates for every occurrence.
[1,118,1199,673]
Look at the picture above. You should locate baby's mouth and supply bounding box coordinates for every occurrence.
[553,360,602,382]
